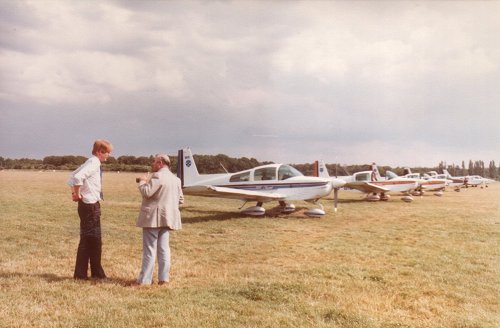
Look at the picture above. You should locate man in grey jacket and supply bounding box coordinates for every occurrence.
[135,154,184,285]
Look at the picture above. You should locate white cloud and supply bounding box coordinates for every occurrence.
[1,0,499,166]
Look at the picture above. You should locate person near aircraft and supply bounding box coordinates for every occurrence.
[313,160,418,202]
[134,154,184,286]
[67,139,113,280]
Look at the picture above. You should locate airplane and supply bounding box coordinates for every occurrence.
[441,169,468,190]
[441,170,495,188]
[399,168,448,195]
[465,174,495,188]
[427,170,468,190]
[314,161,419,202]
[176,148,346,217]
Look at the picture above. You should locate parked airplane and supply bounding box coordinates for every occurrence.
[314,161,419,202]
[400,168,448,195]
[176,148,346,217]
[465,175,495,188]
[443,170,495,187]
[427,170,467,190]
[441,169,468,190]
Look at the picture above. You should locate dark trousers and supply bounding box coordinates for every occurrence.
[74,201,106,279]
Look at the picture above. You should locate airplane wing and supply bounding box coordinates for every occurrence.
[183,185,285,203]
[344,182,390,193]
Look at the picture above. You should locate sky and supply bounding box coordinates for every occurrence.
[1,0,499,167]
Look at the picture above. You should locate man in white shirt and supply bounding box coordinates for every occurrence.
[68,139,113,280]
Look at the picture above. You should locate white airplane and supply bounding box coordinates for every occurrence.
[441,169,468,189]
[176,148,346,217]
[399,168,448,195]
[465,174,495,188]
[441,170,495,188]
[314,161,419,202]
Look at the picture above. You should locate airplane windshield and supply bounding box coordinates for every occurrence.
[385,171,398,180]
[278,165,302,180]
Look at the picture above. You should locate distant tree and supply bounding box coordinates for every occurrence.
[488,160,497,179]
[107,156,117,164]
[42,155,86,167]
[438,161,445,173]
[117,156,136,165]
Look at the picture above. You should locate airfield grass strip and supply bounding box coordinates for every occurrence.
[0,171,498,327]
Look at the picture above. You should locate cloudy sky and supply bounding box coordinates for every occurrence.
[1,0,499,167]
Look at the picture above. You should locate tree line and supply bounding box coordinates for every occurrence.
[0,154,264,174]
[0,155,498,179]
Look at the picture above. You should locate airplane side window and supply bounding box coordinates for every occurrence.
[356,173,370,181]
[230,172,250,182]
[255,167,276,181]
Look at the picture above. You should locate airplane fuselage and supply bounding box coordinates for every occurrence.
[185,169,334,201]
[339,172,418,193]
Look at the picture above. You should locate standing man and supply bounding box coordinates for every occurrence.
[135,154,184,286]
[68,139,113,280]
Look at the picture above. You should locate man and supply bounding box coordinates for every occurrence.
[135,154,184,285]
[67,139,113,280]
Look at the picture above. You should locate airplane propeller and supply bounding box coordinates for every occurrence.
[333,187,339,212]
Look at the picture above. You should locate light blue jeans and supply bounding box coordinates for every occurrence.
[137,228,170,285]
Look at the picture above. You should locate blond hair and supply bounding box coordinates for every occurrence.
[92,139,113,155]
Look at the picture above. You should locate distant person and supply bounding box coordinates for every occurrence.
[67,139,113,280]
[134,154,184,286]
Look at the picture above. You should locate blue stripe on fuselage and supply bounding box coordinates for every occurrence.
[215,182,329,191]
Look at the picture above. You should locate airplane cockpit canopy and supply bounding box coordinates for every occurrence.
[229,171,251,182]
[278,165,303,180]
[254,167,277,181]
[230,164,303,183]
[385,171,398,180]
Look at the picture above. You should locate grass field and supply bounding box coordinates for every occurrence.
[0,170,498,327]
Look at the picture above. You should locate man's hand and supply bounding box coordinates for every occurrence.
[71,186,82,202]
[71,192,82,202]
[138,173,151,183]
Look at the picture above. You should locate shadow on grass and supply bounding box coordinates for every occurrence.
[182,205,332,223]
[322,198,369,204]
[0,271,136,287]
[182,207,244,224]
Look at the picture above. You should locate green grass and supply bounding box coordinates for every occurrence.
[0,170,498,327]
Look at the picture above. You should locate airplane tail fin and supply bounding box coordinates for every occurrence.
[443,169,451,178]
[313,160,331,178]
[403,167,412,175]
[177,148,200,187]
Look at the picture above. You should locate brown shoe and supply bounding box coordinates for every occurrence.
[158,281,169,286]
